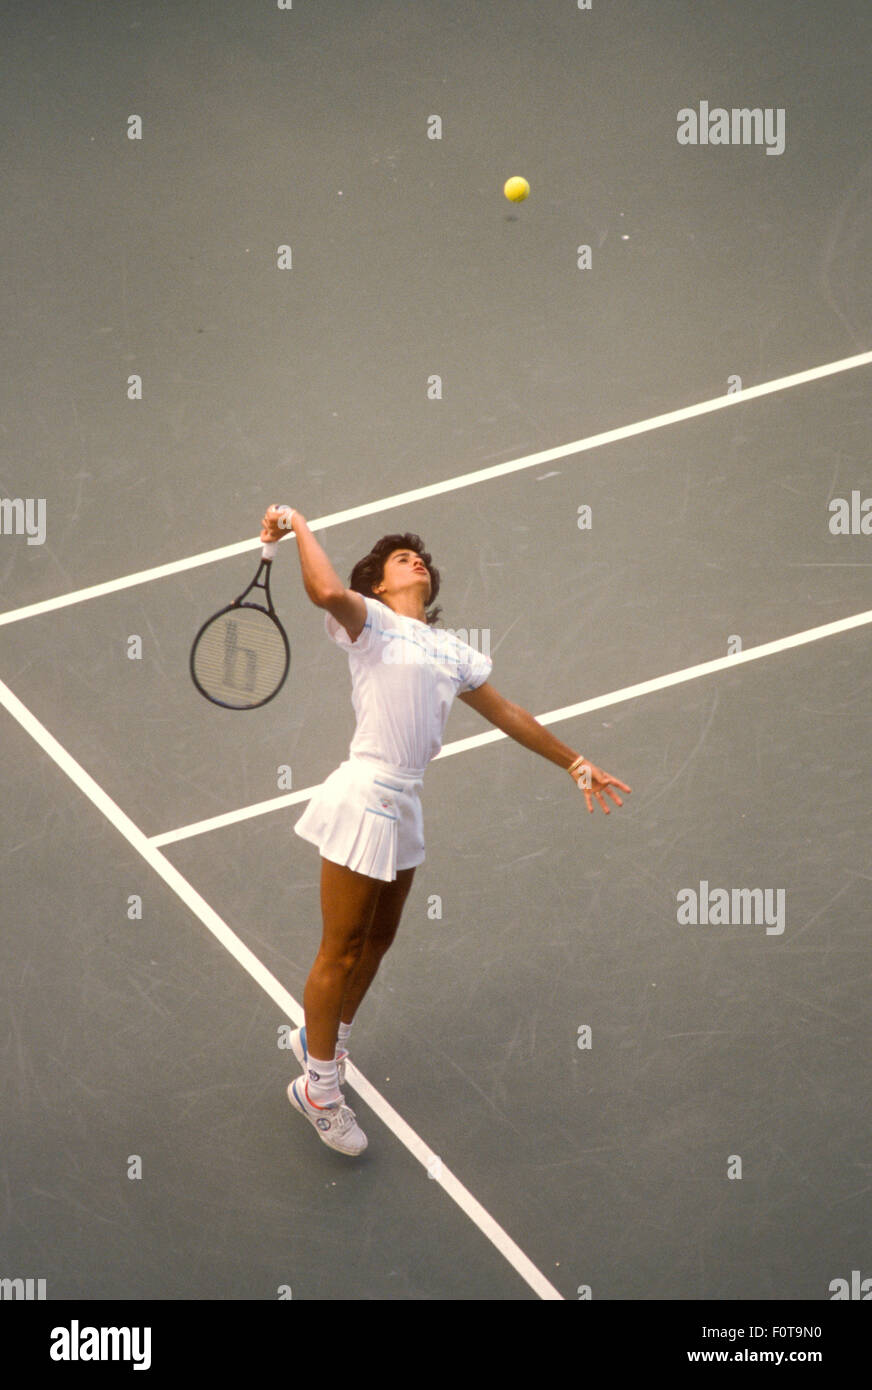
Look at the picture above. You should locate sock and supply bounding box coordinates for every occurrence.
[305,1054,342,1108]
[337,1021,352,1057]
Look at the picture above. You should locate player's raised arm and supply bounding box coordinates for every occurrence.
[457,681,632,815]
[261,506,343,606]
[260,505,367,641]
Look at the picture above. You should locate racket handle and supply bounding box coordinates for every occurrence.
[261,504,295,560]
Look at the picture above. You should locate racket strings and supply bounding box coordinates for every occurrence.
[191,605,288,709]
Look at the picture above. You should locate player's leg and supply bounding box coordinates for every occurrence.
[303,857,382,1061]
[340,866,417,1024]
[287,859,381,1156]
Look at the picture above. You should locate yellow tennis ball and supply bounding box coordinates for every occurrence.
[504,176,530,203]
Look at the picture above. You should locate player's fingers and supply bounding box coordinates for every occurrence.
[604,786,623,806]
[268,504,295,531]
[595,792,609,814]
[261,509,287,540]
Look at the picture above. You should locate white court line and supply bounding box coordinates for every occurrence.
[1,347,870,630]
[0,674,562,1302]
[150,604,872,848]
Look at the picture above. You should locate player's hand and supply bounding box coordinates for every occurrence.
[570,761,632,815]
[260,504,298,544]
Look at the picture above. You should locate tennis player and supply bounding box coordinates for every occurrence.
[260,504,631,1156]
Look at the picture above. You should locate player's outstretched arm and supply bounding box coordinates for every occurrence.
[457,681,631,815]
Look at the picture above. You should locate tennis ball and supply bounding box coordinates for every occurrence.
[504,176,530,202]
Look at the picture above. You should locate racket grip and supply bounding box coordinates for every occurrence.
[261,504,295,560]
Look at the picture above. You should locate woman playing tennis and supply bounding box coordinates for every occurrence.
[260,504,631,1156]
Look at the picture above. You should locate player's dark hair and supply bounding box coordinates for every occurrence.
[349,533,442,626]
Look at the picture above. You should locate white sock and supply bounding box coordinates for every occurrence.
[337,1021,352,1056]
[305,1054,341,1107]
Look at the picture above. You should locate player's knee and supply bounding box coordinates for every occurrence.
[316,939,365,977]
[368,918,400,955]
[330,957,358,983]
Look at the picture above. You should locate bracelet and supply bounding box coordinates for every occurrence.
[566,755,588,777]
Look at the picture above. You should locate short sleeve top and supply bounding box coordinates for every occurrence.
[324,596,493,775]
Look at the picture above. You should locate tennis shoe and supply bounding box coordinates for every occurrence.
[287,1074,368,1156]
[289,1025,348,1086]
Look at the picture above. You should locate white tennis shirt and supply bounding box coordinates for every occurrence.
[325,595,493,776]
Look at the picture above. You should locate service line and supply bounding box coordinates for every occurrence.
[149,604,872,848]
[1,348,870,629]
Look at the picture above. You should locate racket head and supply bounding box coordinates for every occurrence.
[190,600,290,710]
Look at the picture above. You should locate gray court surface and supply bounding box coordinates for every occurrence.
[1,0,870,1306]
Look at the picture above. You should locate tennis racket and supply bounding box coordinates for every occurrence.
[190,516,291,710]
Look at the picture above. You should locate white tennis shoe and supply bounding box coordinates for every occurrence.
[289,1026,348,1086]
[287,1074,368,1156]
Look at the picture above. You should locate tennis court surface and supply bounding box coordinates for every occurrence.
[1,0,870,1314]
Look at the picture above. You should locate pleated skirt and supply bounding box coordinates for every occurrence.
[293,754,426,882]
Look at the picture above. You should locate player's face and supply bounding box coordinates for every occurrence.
[382,550,431,600]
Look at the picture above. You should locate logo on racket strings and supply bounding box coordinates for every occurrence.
[222,620,258,692]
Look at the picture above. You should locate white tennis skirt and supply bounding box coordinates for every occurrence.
[293,754,426,882]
